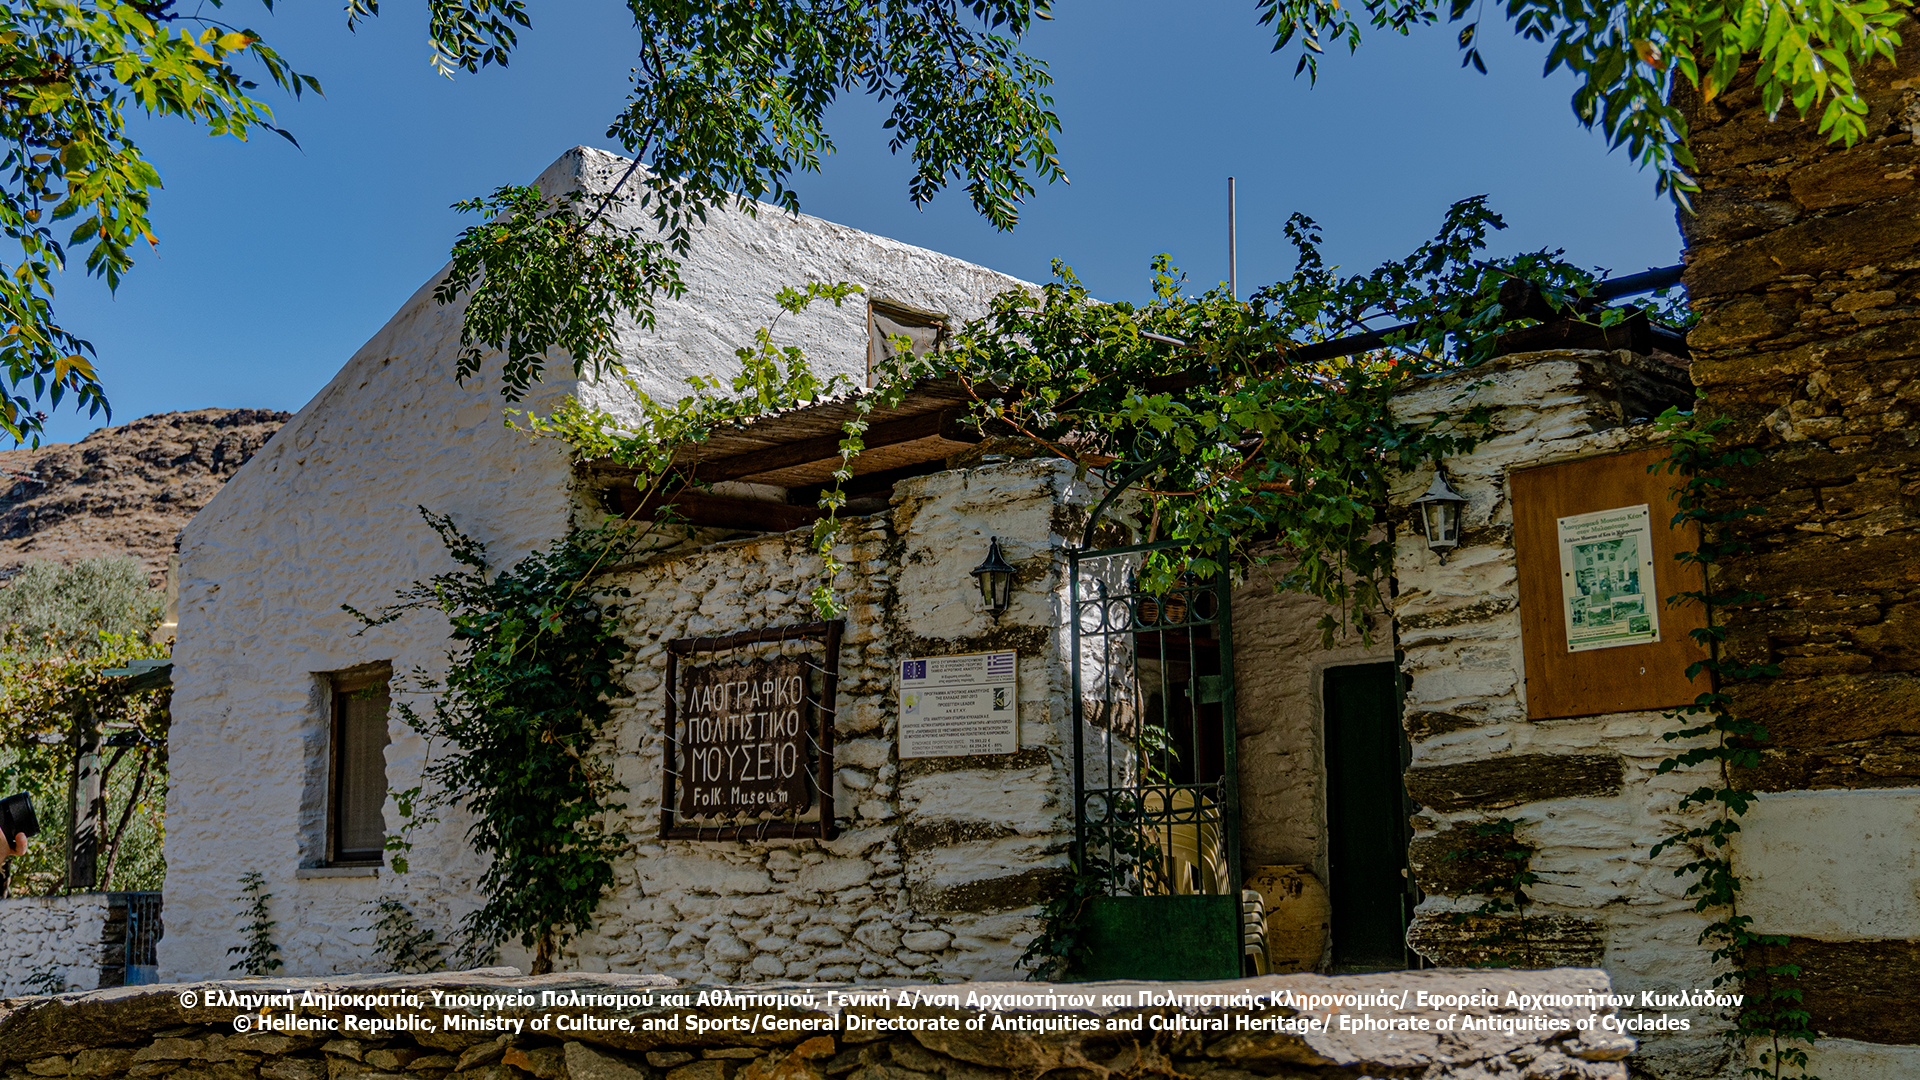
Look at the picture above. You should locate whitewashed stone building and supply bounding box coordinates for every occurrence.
[160,144,1392,987]
[158,147,1029,981]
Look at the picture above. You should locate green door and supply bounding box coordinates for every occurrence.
[1323,661,1412,972]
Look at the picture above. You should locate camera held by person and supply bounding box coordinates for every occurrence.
[0,793,38,864]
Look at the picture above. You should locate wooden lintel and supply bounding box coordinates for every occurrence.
[633,490,821,533]
[691,409,978,483]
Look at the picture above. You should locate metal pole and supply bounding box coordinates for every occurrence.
[1227,177,1237,301]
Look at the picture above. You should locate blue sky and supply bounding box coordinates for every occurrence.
[43,1,1683,444]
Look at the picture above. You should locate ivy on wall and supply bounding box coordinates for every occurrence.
[1445,816,1546,969]
[1650,410,1808,1080]
[347,513,636,974]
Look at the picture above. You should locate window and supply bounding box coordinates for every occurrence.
[867,299,946,385]
[328,666,391,865]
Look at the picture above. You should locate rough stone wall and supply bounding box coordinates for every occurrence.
[560,459,1090,982]
[164,147,1033,984]
[0,893,109,995]
[1676,23,1920,1074]
[1229,571,1393,885]
[0,970,1634,1080]
[1387,351,1726,1078]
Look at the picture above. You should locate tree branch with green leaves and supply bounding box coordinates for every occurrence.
[529,197,1649,647]
[1255,0,1909,205]
[0,0,319,444]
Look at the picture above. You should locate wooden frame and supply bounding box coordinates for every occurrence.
[327,663,391,865]
[867,298,947,386]
[660,621,843,841]
[1510,446,1711,720]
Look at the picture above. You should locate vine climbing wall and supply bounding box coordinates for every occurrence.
[1679,18,1920,1074]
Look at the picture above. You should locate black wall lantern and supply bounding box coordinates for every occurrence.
[1412,470,1468,564]
[971,537,1017,618]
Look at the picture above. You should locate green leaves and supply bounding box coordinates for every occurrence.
[1647,413,1813,1079]
[435,3,1066,382]
[524,280,881,620]
[1255,0,1909,205]
[346,511,637,972]
[0,0,321,443]
[934,197,1604,640]
[436,184,683,401]
[227,870,284,975]
[609,1,1064,234]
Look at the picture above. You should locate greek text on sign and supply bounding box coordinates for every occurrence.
[677,658,811,817]
[1557,503,1661,653]
[898,651,1017,759]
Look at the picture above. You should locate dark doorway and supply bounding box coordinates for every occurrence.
[1323,661,1413,972]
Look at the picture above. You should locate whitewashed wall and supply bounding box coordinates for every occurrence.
[565,458,1091,981]
[0,893,108,994]
[1387,351,1726,1080]
[161,147,1030,982]
[1232,566,1395,885]
[558,147,1028,417]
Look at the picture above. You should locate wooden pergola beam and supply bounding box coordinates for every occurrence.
[688,408,979,483]
[629,489,823,533]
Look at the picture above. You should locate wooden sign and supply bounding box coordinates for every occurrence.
[660,621,842,842]
[1511,446,1710,720]
[676,657,811,818]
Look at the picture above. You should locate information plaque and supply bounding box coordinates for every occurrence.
[898,651,1018,758]
[1556,503,1661,653]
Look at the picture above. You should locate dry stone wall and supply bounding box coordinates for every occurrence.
[1676,21,1920,1076]
[1387,351,1727,1079]
[0,894,110,995]
[564,460,1092,982]
[0,970,1634,1080]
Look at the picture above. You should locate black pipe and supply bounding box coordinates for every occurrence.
[1286,263,1684,366]
[1591,264,1684,301]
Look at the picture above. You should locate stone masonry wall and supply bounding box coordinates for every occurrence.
[561,459,1092,982]
[0,893,110,995]
[1677,22,1920,1075]
[1387,351,1726,1079]
[0,970,1634,1080]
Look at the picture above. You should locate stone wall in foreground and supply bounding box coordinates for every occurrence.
[0,893,110,996]
[0,970,1633,1080]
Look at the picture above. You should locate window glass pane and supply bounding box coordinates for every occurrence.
[335,685,390,859]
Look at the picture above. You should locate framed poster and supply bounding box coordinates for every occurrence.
[898,650,1018,758]
[1557,504,1661,652]
[1510,447,1709,720]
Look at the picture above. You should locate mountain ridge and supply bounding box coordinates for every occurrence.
[0,409,290,584]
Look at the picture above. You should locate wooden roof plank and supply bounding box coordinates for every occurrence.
[635,489,822,533]
[739,434,977,487]
[692,408,978,483]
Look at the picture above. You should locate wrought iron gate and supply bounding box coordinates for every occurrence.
[1068,540,1245,979]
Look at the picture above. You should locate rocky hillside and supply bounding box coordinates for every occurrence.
[0,409,289,583]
